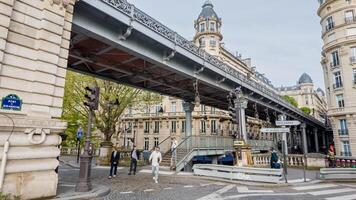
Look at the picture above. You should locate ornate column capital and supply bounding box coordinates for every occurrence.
[182,101,194,113]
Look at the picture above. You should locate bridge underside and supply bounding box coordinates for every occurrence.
[68,0,325,130]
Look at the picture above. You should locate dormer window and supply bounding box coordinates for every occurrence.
[210,22,216,31]
[210,37,216,47]
[200,23,206,32]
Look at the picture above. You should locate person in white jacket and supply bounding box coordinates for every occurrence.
[149,146,162,183]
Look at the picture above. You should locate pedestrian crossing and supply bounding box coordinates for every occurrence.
[292,183,356,200]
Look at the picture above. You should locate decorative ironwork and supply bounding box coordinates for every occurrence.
[99,0,323,127]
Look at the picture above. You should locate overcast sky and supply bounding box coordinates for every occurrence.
[129,0,324,89]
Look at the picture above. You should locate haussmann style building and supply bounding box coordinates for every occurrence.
[318,0,356,156]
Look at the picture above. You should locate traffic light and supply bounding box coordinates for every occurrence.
[84,87,100,110]
[227,93,237,123]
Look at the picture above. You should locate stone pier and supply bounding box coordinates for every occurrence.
[0,0,77,199]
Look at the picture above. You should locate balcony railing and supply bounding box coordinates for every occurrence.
[338,129,349,135]
[333,83,343,89]
[340,152,352,157]
[325,22,335,32]
[330,62,340,68]
[345,17,356,24]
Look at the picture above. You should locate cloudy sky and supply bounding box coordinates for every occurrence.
[129,0,324,89]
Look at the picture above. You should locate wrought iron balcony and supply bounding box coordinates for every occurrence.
[325,22,335,32]
[330,62,340,68]
[338,129,349,135]
[345,17,356,24]
[340,151,352,157]
[351,57,356,64]
[333,83,343,89]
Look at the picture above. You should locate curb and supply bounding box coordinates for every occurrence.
[54,185,110,200]
[59,159,80,169]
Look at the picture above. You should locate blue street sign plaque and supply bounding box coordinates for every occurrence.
[77,128,83,139]
[1,94,22,111]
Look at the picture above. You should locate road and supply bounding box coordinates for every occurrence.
[58,163,356,200]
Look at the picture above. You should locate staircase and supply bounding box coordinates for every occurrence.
[161,149,189,168]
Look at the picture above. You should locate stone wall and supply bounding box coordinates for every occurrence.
[0,0,77,199]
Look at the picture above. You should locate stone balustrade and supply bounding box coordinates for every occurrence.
[252,153,322,168]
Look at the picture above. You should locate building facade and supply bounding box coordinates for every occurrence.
[277,73,328,122]
[318,0,356,156]
[119,0,276,153]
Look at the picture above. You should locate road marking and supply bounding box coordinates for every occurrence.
[184,185,194,188]
[196,185,235,200]
[201,184,211,187]
[216,185,235,194]
[326,193,356,200]
[223,193,306,200]
[120,191,133,194]
[286,178,311,183]
[293,184,337,191]
[308,188,355,196]
[139,169,175,175]
[144,189,155,192]
[163,187,172,190]
[237,186,274,193]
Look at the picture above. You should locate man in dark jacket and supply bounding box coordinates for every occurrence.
[109,147,120,179]
[270,148,279,169]
[128,145,140,175]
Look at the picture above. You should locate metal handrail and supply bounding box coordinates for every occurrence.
[162,135,193,158]
[149,135,172,152]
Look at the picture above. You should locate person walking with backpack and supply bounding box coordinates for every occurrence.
[149,146,162,184]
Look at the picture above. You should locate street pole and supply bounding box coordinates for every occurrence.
[75,109,93,192]
[76,139,80,163]
[279,114,288,183]
[301,123,308,182]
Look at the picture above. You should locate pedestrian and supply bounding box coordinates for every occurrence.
[327,145,336,168]
[270,148,279,169]
[128,145,140,175]
[171,137,178,167]
[149,146,162,184]
[109,147,120,179]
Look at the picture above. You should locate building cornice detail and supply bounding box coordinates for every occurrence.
[46,0,79,8]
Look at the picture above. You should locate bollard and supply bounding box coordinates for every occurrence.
[352,160,356,168]
[336,159,341,167]
[346,159,351,168]
[341,159,346,168]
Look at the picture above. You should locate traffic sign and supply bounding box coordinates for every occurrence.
[77,128,83,139]
[275,120,301,126]
[260,128,290,133]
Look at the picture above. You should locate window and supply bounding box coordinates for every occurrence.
[351,47,356,63]
[210,22,216,31]
[210,38,216,47]
[200,120,206,133]
[353,69,356,84]
[155,105,161,114]
[128,106,133,115]
[336,94,345,108]
[330,51,340,67]
[144,137,149,150]
[144,122,150,134]
[200,23,205,32]
[211,107,216,114]
[171,121,177,133]
[326,16,334,31]
[342,141,352,156]
[211,120,217,134]
[127,122,133,133]
[154,137,159,148]
[201,105,206,113]
[347,28,356,36]
[181,121,186,133]
[333,71,343,89]
[345,10,354,23]
[339,119,348,135]
[199,37,205,47]
[305,95,309,105]
[154,121,159,133]
[171,102,176,113]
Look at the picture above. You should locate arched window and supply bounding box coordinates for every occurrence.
[210,22,216,31]
[199,37,205,47]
